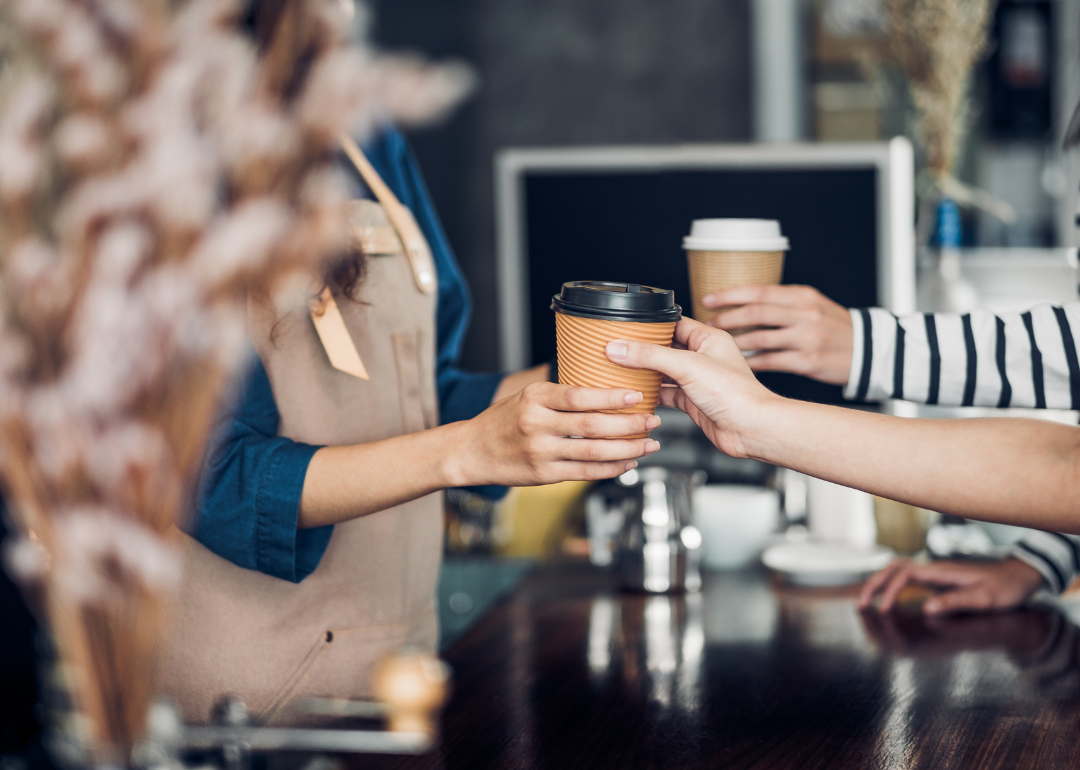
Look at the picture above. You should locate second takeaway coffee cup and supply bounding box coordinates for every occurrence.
[682,219,789,324]
[552,281,681,437]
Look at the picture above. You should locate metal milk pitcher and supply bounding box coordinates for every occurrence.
[585,467,703,593]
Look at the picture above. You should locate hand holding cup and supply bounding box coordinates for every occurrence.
[604,318,779,459]
[703,284,854,385]
[552,281,681,437]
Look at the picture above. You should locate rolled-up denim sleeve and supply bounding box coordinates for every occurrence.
[189,356,331,583]
[437,368,504,425]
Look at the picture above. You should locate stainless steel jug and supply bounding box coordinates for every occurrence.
[585,467,703,593]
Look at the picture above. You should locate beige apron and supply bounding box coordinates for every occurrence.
[158,160,442,725]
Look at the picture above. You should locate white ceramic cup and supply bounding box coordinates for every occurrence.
[692,484,780,570]
[805,477,877,548]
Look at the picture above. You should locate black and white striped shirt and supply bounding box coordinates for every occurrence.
[845,304,1080,593]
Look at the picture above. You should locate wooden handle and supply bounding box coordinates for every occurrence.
[371,649,451,735]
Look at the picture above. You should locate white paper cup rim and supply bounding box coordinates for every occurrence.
[683,218,790,252]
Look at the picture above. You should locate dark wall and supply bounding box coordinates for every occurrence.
[370,0,752,372]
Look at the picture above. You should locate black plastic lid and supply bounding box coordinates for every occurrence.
[551,281,682,323]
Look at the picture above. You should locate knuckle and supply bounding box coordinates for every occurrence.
[564,387,585,410]
[590,463,617,480]
[517,409,539,434]
[521,381,542,401]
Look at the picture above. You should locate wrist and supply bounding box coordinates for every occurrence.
[728,391,791,461]
[1003,556,1050,593]
[436,421,477,489]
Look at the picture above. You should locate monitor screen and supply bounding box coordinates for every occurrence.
[521,167,879,404]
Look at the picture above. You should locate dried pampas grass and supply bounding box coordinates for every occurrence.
[881,0,994,180]
[0,0,471,761]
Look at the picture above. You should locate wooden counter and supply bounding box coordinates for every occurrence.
[359,560,1080,769]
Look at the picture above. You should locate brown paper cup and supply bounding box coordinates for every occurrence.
[686,249,784,325]
[555,312,675,438]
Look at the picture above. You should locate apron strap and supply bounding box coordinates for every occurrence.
[337,133,437,295]
[308,135,439,381]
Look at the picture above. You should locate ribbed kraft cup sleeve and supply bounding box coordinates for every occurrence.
[686,250,785,324]
[555,313,676,437]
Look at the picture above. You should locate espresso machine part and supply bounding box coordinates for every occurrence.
[120,651,449,770]
[586,467,703,593]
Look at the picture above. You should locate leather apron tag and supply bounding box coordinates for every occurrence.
[309,287,370,380]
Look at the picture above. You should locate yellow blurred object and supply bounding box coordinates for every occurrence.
[495,481,592,558]
[873,497,939,555]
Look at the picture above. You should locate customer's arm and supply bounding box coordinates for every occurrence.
[706,286,1080,410]
[606,318,1080,534]
[1009,529,1080,593]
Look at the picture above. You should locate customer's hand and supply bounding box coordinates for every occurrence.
[858,557,1047,616]
[455,382,661,487]
[605,318,778,459]
[704,285,853,386]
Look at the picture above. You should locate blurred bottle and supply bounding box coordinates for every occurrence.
[920,198,978,313]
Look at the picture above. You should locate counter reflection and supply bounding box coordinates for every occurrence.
[584,571,1080,730]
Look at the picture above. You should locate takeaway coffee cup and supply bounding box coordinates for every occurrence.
[551,281,681,436]
[682,219,789,324]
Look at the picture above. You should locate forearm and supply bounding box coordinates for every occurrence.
[299,422,468,528]
[300,379,655,528]
[744,399,1080,532]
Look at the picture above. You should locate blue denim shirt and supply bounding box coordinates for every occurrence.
[189,127,505,583]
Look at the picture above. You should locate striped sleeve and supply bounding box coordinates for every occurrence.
[844,303,1080,409]
[1009,530,1080,594]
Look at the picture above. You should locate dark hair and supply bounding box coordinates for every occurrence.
[323,248,367,302]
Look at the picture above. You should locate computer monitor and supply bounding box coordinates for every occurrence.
[494,139,915,404]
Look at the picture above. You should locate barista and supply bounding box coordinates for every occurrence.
[158,47,658,723]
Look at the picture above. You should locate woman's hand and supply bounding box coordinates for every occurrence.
[605,318,779,459]
[858,558,1047,616]
[448,381,661,488]
[704,285,853,386]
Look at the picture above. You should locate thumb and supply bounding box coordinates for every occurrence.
[606,339,701,383]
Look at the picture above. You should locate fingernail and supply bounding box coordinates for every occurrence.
[607,340,628,360]
[624,391,643,405]
[702,294,717,308]
[646,439,660,453]
[624,460,638,471]
[924,600,940,615]
[646,414,661,429]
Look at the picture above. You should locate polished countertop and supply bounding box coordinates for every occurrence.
[361,560,1080,770]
